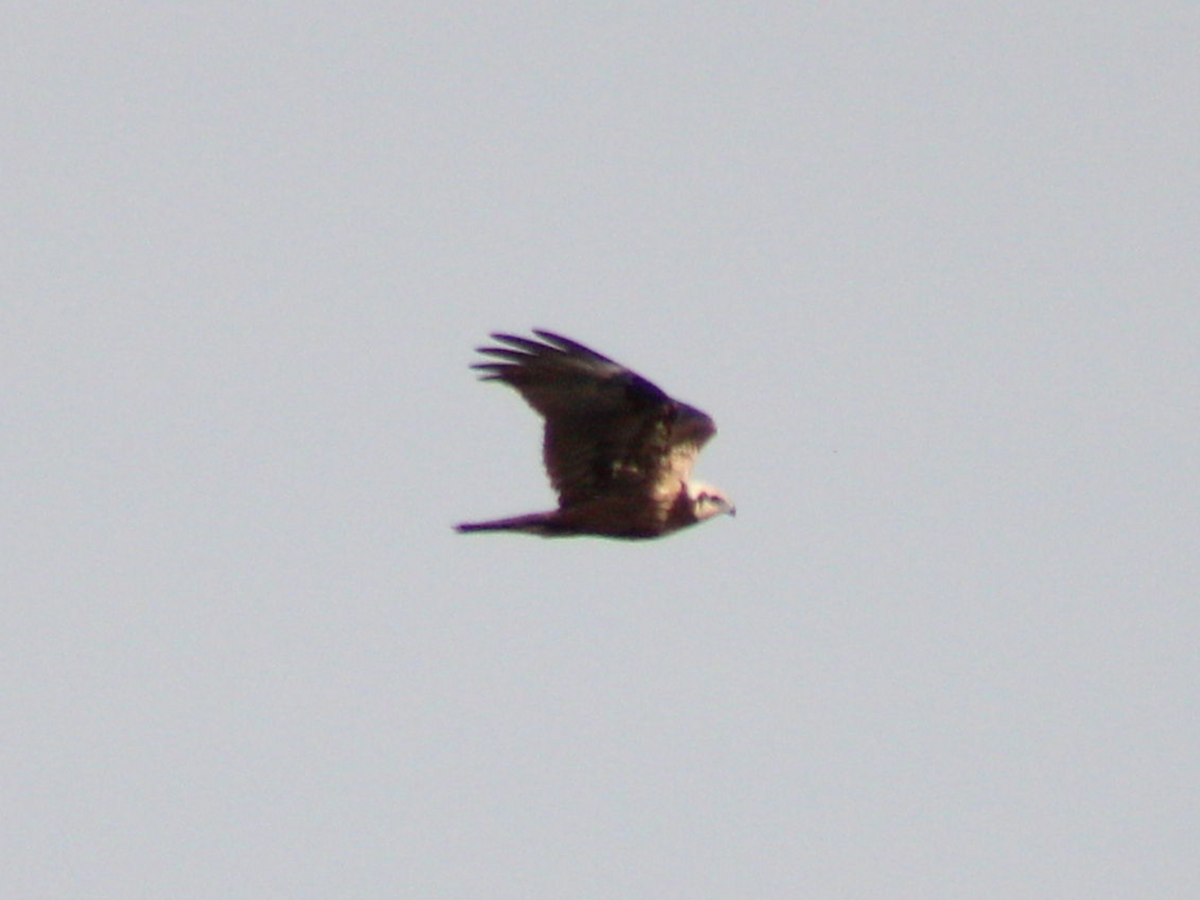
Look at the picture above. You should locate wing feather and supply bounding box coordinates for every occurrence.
[472,330,717,508]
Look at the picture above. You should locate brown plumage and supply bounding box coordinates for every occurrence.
[456,329,734,539]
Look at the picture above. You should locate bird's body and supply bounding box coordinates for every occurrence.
[456,330,734,539]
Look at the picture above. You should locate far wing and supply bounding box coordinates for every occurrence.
[472,330,716,506]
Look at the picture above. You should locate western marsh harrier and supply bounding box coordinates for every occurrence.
[456,329,734,539]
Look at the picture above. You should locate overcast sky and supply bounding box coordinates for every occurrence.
[5,3,1198,898]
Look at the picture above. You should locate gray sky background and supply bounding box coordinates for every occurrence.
[5,3,1198,898]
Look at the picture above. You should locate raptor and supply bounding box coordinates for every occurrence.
[456,329,734,539]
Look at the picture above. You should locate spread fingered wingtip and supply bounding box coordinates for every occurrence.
[485,332,555,354]
[531,329,615,363]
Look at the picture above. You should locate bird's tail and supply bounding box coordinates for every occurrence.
[454,511,562,536]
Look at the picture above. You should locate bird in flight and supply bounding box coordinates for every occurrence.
[456,329,734,539]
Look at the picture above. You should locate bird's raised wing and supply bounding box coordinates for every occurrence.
[472,330,716,507]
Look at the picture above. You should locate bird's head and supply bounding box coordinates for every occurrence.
[687,482,736,522]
